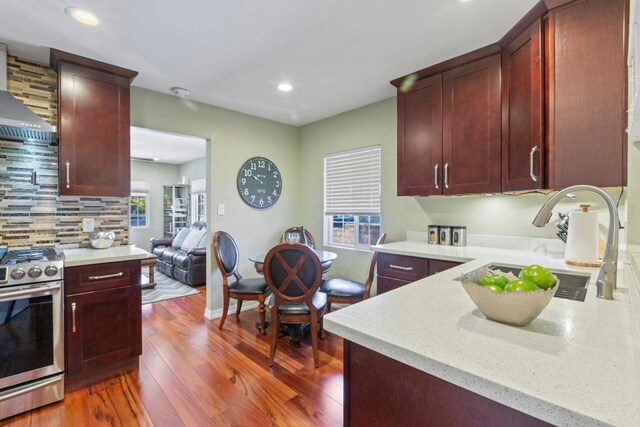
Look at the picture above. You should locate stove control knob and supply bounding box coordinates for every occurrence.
[28,266,43,278]
[11,268,26,280]
[44,265,59,277]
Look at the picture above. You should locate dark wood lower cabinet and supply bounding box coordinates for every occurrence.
[376,253,461,295]
[65,260,142,390]
[344,341,550,426]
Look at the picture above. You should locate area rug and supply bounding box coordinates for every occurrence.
[141,271,200,305]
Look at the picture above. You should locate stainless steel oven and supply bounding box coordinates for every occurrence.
[0,248,64,420]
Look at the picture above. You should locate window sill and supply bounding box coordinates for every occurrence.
[323,244,373,254]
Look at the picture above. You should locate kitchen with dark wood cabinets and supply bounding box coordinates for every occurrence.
[393,0,628,196]
[377,253,461,294]
[50,49,138,197]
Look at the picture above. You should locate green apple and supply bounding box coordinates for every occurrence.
[518,265,557,290]
[479,274,509,289]
[482,284,504,293]
[504,279,540,293]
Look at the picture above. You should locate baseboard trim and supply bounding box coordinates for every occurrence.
[204,301,259,319]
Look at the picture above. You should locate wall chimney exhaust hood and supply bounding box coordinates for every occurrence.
[0,44,56,143]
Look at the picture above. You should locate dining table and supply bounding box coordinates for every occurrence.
[248,249,337,266]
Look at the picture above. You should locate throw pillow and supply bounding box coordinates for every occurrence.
[172,228,192,248]
[197,232,208,249]
[181,229,206,250]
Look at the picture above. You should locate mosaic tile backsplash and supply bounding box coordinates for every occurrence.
[0,55,129,249]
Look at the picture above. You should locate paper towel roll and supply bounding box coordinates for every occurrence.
[565,204,599,266]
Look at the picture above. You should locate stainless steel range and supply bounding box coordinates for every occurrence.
[0,247,64,420]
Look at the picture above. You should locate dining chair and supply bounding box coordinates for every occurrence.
[263,243,327,368]
[320,233,387,312]
[212,231,271,334]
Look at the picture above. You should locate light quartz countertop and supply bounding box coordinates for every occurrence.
[63,245,150,267]
[324,240,640,426]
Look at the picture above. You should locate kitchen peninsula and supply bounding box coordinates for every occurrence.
[324,239,640,426]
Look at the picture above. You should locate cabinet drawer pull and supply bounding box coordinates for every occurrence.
[434,163,439,189]
[444,163,449,189]
[529,146,539,182]
[88,272,124,281]
[65,161,70,189]
[71,302,77,333]
[389,264,414,271]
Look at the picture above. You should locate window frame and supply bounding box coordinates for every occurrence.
[130,192,149,229]
[323,145,382,251]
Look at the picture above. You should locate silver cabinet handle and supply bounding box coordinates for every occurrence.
[434,163,439,189]
[88,272,124,281]
[65,161,70,189]
[71,302,77,333]
[529,146,539,182]
[444,162,449,189]
[389,264,414,271]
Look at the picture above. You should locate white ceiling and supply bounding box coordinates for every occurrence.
[131,126,206,164]
[0,0,539,126]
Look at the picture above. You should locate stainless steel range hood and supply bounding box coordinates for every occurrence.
[0,44,56,144]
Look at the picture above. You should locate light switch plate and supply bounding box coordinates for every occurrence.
[217,204,225,216]
[82,217,95,232]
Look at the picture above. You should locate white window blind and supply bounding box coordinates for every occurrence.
[324,146,381,216]
[131,181,149,193]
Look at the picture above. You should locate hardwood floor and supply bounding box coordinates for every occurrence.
[3,290,344,426]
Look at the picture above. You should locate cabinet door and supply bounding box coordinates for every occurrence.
[443,55,501,195]
[502,19,544,192]
[397,74,443,196]
[377,253,429,282]
[545,0,627,188]
[376,276,410,295]
[428,260,461,276]
[65,286,142,378]
[58,61,131,197]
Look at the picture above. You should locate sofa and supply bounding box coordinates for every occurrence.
[150,222,207,286]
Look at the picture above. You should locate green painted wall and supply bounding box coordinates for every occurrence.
[130,160,180,249]
[178,157,206,182]
[131,87,300,315]
[298,97,626,293]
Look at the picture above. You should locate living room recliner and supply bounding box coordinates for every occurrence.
[150,222,207,286]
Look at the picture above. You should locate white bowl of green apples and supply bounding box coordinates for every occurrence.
[459,264,559,327]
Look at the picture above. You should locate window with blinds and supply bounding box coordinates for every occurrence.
[324,146,381,249]
[130,181,149,228]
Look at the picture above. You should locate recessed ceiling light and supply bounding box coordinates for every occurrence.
[65,7,100,26]
[277,83,293,92]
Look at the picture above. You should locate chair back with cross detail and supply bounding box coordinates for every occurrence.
[263,243,323,308]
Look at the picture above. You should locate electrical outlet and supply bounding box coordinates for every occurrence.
[82,218,95,232]
[217,204,225,216]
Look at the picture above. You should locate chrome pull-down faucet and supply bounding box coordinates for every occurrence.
[532,185,619,300]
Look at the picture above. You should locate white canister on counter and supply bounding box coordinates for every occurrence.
[564,204,599,267]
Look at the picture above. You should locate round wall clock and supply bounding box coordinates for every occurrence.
[237,156,282,209]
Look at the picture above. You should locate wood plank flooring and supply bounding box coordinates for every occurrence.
[3,290,344,426]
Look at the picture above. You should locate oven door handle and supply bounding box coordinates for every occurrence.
[0,374,63,403]
[0,283,61,302]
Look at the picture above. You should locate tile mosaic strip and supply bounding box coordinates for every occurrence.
[0,56,129,249]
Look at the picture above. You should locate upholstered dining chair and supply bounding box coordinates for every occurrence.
[212,231,271,334]
[320,233,387,312]
[280,226,316,247]
[263,243,327,368]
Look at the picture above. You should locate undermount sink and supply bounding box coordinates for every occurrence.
[487,263,591,302]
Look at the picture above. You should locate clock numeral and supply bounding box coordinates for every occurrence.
[241,178,246,185]
[259,198,264,206]
[250,162,257,171]
[244,170,252,177]
[273,171,278,178]
[258,160,266,168]
[268,164,271,172]
[243,188,249,196]
[250,195,255,203]
[275,180,280,188]
[267,196,272,203]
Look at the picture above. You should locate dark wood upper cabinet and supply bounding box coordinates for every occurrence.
[397,74,443,196]
[545,0,628,189]
[50,50,138,197]
[442,54,502,195]
[502,18,544,192]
